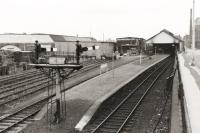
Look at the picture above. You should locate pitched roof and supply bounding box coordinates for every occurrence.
[63,36,97,42]
[0,33,98,43]
[0,34,54,43]
[116,37,143,40]
[32,33,97,42]
[49,35,66,42]
[146,29,183,43]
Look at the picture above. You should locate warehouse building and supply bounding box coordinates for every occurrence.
[53,35,115,59]
[0,33,115,59]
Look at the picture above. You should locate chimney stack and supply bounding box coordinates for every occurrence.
[190,8,192,37]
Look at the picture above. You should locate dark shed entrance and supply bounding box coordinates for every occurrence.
[153,43,179,54]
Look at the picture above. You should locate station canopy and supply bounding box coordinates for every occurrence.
[146,29,183,44]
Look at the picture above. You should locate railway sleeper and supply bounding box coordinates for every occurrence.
[8,116,26,120]
[0,123,11,126]
[0,127,7,130]
[102,122,122,126]
[99,128,117,133]
[0,75,46,91]
[124,121,137,127]
[109,116,125,120]
[112,114,130,117]
[1,120,17,123]
[106,119,125,123]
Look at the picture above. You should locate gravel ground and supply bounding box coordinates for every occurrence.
[154,93,172,133]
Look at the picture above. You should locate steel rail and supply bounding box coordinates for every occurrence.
[0,96,52,133]
[0,57,149,109]
[0,83,53,107]
[0,79,51,100]
[116,62,172,133]
[90,58,171,133]
[0,74,44,90]
[0,70,40,82]
[0,75,48,94]
[0,62,101,101]
[0,59,113,132]
[0,69,36,81]
[0,59,110,106]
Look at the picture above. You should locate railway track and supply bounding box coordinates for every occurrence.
[0,59,111,107]
[0,96,51,133]
[0,56,142,87]
[0,57,144,108]
[0,59,105,86]
[0,56,163,132]
[82,56,173,133]
[119,60,174,133]
[0,59,107,87]
[0,59,113,131]
[0,69,41,86]
[0,56,149,113]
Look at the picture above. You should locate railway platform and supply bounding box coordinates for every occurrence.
[74,55,169,131]
[177,52,200,133]
[21,55,169,133]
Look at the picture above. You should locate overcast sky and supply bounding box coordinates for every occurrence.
[0,0,199,40]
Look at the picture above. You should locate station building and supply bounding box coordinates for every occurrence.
[116,37,145,55]
[0,34,115,59]
[145,29,184,54]
[195,18,200,49]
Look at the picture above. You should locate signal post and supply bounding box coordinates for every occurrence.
[30,40,83,123]
[30,40,99,123]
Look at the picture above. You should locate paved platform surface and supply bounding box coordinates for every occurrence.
[74,55,168,131]
[178,52,200,133]
[21,55,169,133]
